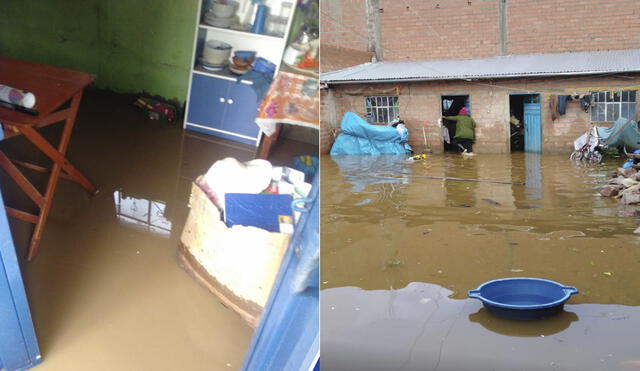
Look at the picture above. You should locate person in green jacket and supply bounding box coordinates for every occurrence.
[444,106,476,153]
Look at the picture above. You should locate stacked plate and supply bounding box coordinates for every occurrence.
[204,12,239,28]
[199,58,229,71]
[203,0,240,28]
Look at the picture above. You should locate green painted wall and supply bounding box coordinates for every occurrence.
[0,0,199,103]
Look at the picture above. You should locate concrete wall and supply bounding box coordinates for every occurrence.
[322,74,640,154]
[0,0,198,103]
[322,0,640,63]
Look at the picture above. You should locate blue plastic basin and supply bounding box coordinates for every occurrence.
[234,50,256,59]
[468,277,578,320]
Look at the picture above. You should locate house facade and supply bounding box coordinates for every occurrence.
[320,0,640,154]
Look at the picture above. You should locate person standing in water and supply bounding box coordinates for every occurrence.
[444,107,476,154]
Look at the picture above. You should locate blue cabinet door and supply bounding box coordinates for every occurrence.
[0,188,41,371]
[186,74,229,130]
[224,83,260,145]
[242,175,319,371]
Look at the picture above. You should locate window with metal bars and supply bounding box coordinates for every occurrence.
[591,90,637,123]
[364,96,399,124]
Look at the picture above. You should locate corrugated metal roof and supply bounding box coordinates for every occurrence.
[320,49,640,84]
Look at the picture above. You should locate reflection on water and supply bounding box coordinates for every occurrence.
[113,190,172,237]
[331,154,412,192]
[468,307,579,337]
[321,153,640,370]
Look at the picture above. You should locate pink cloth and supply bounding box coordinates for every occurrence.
[459,107,468,115]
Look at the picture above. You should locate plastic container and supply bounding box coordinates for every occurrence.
[203,40,232,65]
[265,15,287,37]
[250,4,268,34]
[253,57,276,76]
[468,277,578,320]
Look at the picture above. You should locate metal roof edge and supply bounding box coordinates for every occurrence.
[322,70,640,85]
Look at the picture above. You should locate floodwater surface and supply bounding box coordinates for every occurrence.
[321,153,640,371]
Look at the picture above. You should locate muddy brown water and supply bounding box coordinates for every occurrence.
[321,153,640,371]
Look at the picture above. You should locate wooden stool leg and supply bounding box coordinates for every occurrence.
[23,91,97,260]
[17,92,97,196]
[26,163,62,260]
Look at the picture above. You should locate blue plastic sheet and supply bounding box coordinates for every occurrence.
[330,112,411,155]
[596,117,640,150]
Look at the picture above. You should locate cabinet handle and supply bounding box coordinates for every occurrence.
[228,99,234,104]
[219,97,226,103]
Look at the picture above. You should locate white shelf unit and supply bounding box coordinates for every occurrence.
[183,0,296,146]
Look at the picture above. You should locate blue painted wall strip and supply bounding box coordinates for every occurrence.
[0,188,41,371]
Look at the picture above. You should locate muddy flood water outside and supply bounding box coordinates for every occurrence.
[321,153,640,371]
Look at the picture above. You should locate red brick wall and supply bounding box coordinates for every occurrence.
[378,0,501,61]
[507,0,640,55]
[320,0,370,72]
[320,88,337,154]
[322,74,640,154]
[320,0,368,51]
[320,45,373,73]
[322,0,640,63]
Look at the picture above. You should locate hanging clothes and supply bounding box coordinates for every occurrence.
[580,95,591,112]
[557,95,570,115]
[549,94,558,121]
[442,125,451,144]
[442,99,453,110]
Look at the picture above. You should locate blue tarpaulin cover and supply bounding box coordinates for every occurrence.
[330,112,411,155]
[596,117,640,150]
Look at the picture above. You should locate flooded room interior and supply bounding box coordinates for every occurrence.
[0,0,319,370]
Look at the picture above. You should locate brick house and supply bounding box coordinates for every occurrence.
[320,0,640,154]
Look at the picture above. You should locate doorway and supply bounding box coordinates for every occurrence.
[441,95,470,152]
[509,94,541,152]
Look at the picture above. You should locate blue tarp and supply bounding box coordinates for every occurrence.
[596,117,640,150]
[330,112,411,155]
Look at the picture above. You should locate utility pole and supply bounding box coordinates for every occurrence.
[366,0,384,62]
[499,0,508,55]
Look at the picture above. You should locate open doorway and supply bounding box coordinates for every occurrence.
[441,95,470,152]
[509,94,541,152]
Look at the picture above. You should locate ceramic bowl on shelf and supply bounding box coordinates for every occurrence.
[203,40,232,65]
[229,64,252,75]
[210,0,238,18]
[232,56,255,68]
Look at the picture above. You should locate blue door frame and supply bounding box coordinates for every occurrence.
[512,93,542,153]
[242,174,319,371]
[0,188,41,371]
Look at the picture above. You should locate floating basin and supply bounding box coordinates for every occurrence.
[468,277,578,320]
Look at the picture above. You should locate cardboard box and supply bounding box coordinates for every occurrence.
[178,181,290,327]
